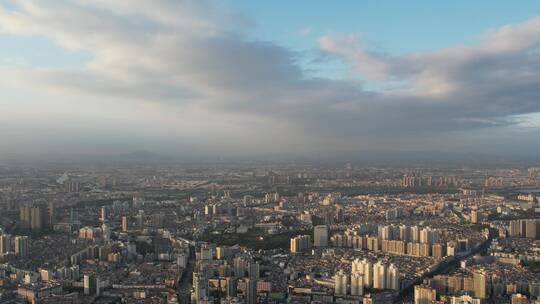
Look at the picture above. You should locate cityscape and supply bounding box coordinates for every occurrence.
[1,1,540,304]
[0,162,539,303]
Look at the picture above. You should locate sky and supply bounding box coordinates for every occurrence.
[1,0,540,160]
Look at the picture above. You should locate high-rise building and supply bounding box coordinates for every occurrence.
[432,243,446,258]
[414,285,436,304]
[507,219,540,238]
[0,234,11,253]
[508,220,521,237]
[353,258,372,288]
[373,261,387,289]
[366,236,379,251]
[290,235,311,253]
[399,224,411,242]
[351,272,364,296]
[199,244,212,261]
[411,226,420,242]
[121,215,129,232]
[470,210,479,224]
[65,180,81,193]
[351,258,362,274]
[48,202,55,229]
[473,271,488,299]
[526,219,539,239]
[215,246,227,260]
[70,208,79,224]
[151,212,165,228]
[135,213,145,230]
[14,236,29,257]
[20,204,50,232]
[83,274,99,296]
[387,264,400,291]
[447,242,457,256]
[100,206,107,222]
[334,270,348,295]
[234,257,247,278]
[420,227,439,244]
[457,239,469,253]
[314,225,328,247]
[30,206,43,231]
[225,277,237,297]
[101,223,110,242]
[192,272,208,304]
[19,206,31,230]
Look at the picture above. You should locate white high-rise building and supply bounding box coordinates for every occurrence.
[353,258,373,288]
[411,226,420,242]
[334,270,348,295]
[387,264,400,291]
[420,227,439,244]
[100,206,107,222]
[351,272,364,296]
[352,258,362,274]
[373,261,387,289]
[314,225,328,247]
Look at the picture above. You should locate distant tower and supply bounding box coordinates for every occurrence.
[19,206,31,230]
[48,202,55,229]
[100,206,107,222]
[121,215,129,232]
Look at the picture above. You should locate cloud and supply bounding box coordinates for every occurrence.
[318,17,540,128]
[0,0,540,157]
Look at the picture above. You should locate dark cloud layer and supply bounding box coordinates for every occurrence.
[0,0,540,158]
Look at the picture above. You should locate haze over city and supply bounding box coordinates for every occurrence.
[3,2,540,304]
[2,1,540,161]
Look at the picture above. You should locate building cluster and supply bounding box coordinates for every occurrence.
[0,163,539,303]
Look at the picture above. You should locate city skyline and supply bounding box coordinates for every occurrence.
[2,1,540,160]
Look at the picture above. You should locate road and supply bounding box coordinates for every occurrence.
[178,259,195,304]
